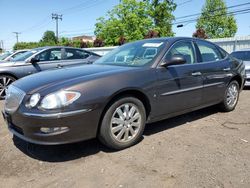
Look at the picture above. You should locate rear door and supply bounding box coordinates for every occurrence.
[194,40,231,105]
[155,40,203,117]
[61,48,95,67]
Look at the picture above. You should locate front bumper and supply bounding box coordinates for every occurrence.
[2,108,101,145]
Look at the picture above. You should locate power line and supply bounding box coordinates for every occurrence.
[174,7,250,26]
[175,2,250,20]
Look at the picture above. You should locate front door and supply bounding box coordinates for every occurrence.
[154,40,203,117]
[23,48,63,75]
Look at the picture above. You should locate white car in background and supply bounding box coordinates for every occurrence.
[231,49,250,86]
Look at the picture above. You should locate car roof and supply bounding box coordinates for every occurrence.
[30,46,100,56]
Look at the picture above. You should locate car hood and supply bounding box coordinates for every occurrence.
[13,64,137,94]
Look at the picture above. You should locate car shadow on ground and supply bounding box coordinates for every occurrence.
[13,105,220,162]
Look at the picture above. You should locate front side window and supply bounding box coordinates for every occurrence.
[164,41,195,64]
[65,49,90,60]
[94,40,166,67]
[196,41,222,62]
[36,49,62,62]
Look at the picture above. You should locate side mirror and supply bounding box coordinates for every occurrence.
[161,55,186,67]
[30,57,39,64]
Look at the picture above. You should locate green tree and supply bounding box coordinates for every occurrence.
[196,0,237,38]
[94,0,176,46]
[149,0,176,37]
[40,30,57,44]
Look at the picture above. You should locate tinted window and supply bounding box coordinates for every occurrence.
[196,41,222,62]
[36,49,62,62]
[65,49,90,60]
[164,41,195,64]
[231,51,250,61]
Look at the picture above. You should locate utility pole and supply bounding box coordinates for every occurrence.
[13,32,21,43]
[52,13,62,41]
[1,40,4,50]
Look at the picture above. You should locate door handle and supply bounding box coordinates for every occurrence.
[223,67,230,71]
[57,64,63,68]
[191,72,202,76]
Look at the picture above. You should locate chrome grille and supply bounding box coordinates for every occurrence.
[4,85,25,114]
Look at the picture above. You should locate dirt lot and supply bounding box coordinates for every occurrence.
[0,90,249,188]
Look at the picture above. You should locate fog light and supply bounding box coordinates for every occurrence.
[40,127,68,134]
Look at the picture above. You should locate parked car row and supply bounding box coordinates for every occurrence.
[3,37,245,150]
[0,46,101,98]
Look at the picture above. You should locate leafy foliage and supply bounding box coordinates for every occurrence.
[13,32,94,50]
[149,0,176,37]
[40,30,57,44]
[93,38,105,47]
[192,28,208,39]
[144,29,159,39]
[196,0,237,38]
[94,0,176,45]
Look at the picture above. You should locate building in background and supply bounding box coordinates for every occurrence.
[72,35,96,43]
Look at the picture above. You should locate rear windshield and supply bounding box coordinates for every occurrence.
[231,51,250,61]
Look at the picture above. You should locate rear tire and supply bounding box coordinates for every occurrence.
[0,75,16,99]
[220,80,239,112]
[98,97,146,150]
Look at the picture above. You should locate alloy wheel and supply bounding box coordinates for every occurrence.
[0,76,15,99]
[110,103,142,143]
[226,83,239,108]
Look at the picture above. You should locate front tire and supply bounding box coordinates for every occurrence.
[98,97,146,150]
[0,75,16,99]
[220,80,239,112]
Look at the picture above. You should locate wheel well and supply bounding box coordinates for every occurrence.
[97,90,151,133]
[231,75,242,88]
[0,73,18,80]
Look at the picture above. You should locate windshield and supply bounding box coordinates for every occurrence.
[94,40,166,67]
[0,52,11,60]
[12,49,41,61]
[231,51,250,61]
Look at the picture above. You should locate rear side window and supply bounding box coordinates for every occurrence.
[231,51,250,61]
[196,41,222,62]
[65,49,90,60]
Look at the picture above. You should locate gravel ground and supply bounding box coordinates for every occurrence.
[0,89,249,188]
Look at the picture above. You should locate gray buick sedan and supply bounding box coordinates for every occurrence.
[3,37,245,150]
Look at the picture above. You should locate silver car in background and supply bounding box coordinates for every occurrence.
[231,49,250,86]
[0,50,28,61]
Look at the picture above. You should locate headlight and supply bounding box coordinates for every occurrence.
[40,90,81,110]
[25,93,40,108]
